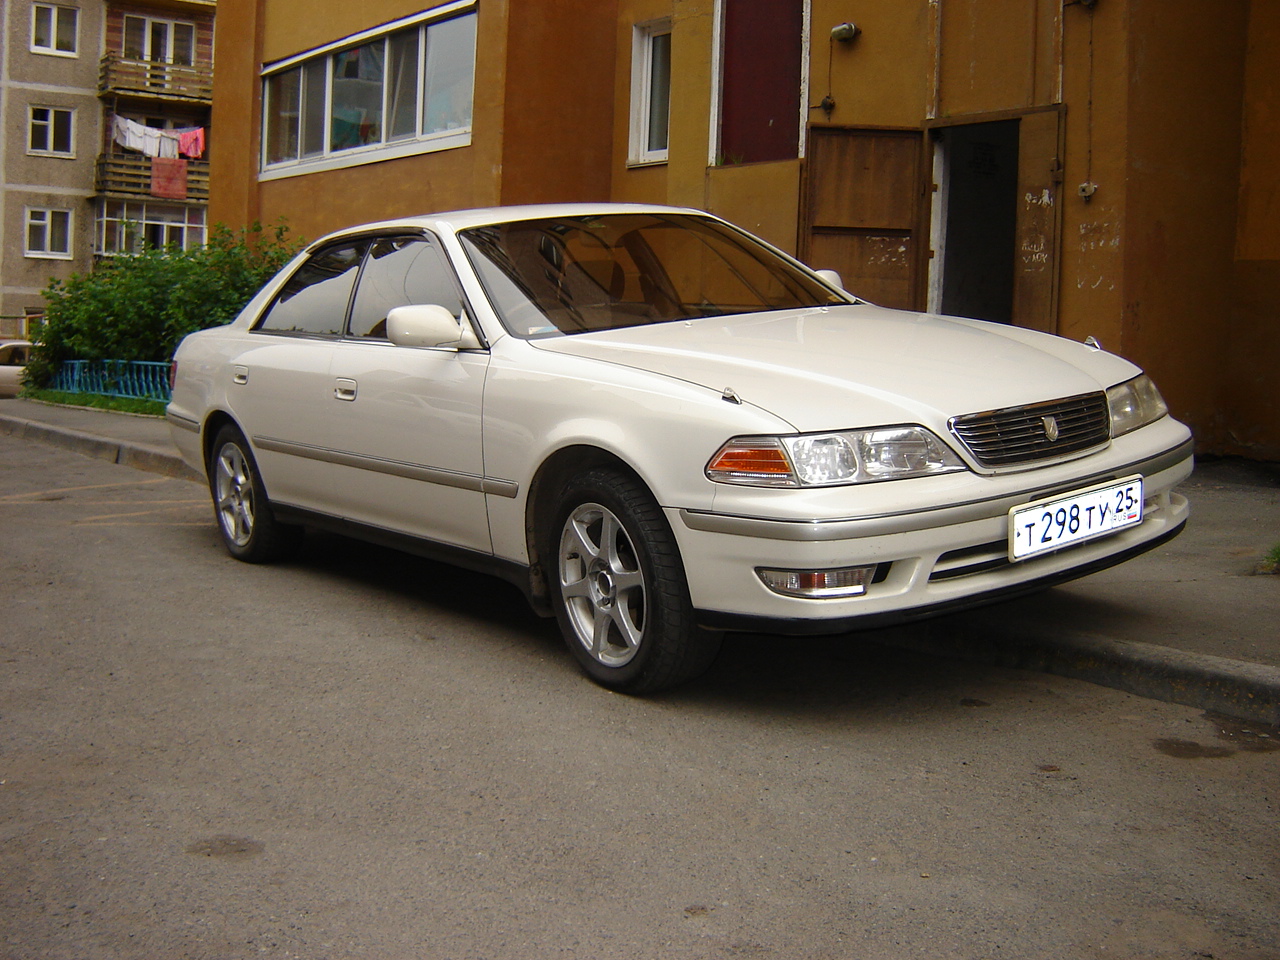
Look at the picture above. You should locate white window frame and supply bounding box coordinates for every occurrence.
[259,1,477,181]
[25,208,74,259]
[629,19,672,166]
[31,4,79,57]
[123,14,196,65]
[28,106,76,157]
[95,200,207,256]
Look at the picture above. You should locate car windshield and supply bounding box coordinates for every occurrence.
[458,213,848,337]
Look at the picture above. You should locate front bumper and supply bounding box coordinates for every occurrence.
[671,429,1193,635]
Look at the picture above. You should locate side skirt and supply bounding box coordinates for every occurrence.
[272,504,550,617]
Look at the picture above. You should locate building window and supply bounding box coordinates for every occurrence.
[31,4,78,56]
[629,20,672,166]
[124,15,195,66]
[29,106,75,156]
[96,201,206,255]
[26,208,73,258]
[715,0,803,165]
[262,5,477,177]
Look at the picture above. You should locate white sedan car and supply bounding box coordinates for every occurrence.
[168,204,1192,693]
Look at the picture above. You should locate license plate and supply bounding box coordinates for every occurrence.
[1009,475,1144,561]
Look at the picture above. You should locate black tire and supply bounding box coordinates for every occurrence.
[208,425,302,563]
[550,468,721,694]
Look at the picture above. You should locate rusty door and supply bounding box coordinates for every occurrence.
[802,127,927,310]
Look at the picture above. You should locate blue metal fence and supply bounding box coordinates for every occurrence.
[49,360,171,402]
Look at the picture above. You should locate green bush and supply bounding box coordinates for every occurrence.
[24,221,302,389]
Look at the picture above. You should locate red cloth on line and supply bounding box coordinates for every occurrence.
[150,157,188,199]
[177,127,205,159]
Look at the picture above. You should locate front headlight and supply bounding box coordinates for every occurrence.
[1107,374,1168,437]
[707,426,967,487]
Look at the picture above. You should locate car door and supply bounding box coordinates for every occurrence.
[325,235,492,553]
[227,239,365,515]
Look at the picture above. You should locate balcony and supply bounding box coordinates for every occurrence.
[99,54,213,103]
[96,153,210,201]
[128,0,216,11]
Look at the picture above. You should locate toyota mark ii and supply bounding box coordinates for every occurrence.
[167,204,1192,693]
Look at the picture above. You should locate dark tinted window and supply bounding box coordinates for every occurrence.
[256,241,366,336]
[459,213,844,337]
[347,237,465,338]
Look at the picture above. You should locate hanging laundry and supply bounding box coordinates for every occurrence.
[112,115,148,154]
[111,116,179,159]
[150,157,188,199]
[175,127,205,159]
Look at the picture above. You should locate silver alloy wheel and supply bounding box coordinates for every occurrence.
[558,501,647,667]
[214,442,255,548]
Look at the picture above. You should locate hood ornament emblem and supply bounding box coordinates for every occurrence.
[1042,415,1061,442]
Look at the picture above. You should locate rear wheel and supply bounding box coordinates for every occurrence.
[208,425,301,563]
[551,468,720,693]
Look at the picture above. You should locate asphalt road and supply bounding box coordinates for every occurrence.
[2,435,1278,960]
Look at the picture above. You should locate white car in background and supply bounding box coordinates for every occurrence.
[0,340,32,398]
[168,204,1192,693]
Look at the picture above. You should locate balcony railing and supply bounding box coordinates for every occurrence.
[99,54,213,103]
[96,153,210,201]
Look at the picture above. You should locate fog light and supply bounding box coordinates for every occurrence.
[757,565,876,599]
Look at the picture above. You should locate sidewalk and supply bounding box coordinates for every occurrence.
[3,396,1278,725]
[0,397,200,482]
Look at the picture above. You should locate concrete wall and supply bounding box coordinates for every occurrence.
[1,0,105,325]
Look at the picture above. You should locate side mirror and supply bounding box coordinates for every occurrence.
[387,304,481,350]
[814,269,846,292]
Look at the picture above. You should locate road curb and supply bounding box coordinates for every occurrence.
[879,617,1280,727]
[0,414,202,483]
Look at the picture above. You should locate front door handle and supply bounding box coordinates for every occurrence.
[334,378,357,401]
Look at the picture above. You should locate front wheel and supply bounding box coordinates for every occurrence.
[208,425,301,563]
[551,468,720,694]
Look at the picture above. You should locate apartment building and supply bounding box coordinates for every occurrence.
[209,0,1276,458]
[0,0,214,337]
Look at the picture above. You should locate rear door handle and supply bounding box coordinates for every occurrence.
[334,378,357,401]
[232,365,248,385]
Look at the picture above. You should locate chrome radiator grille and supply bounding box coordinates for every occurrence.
[949,392,1110,467]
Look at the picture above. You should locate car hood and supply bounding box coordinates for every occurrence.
[529,303,1139,431]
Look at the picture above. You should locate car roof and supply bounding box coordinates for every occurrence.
[305,203,713,249]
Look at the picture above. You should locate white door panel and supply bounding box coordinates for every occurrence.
[226,338,337,512]
[327,341,491,552]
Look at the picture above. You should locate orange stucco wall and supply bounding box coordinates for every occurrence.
[212,0,619,245]
[811,0,930,128]
[1055,0,1127,352]
[1225,0,1280,459]
[499,0,617,205]
[1121,0,1249,451]
[208,0,263,232]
